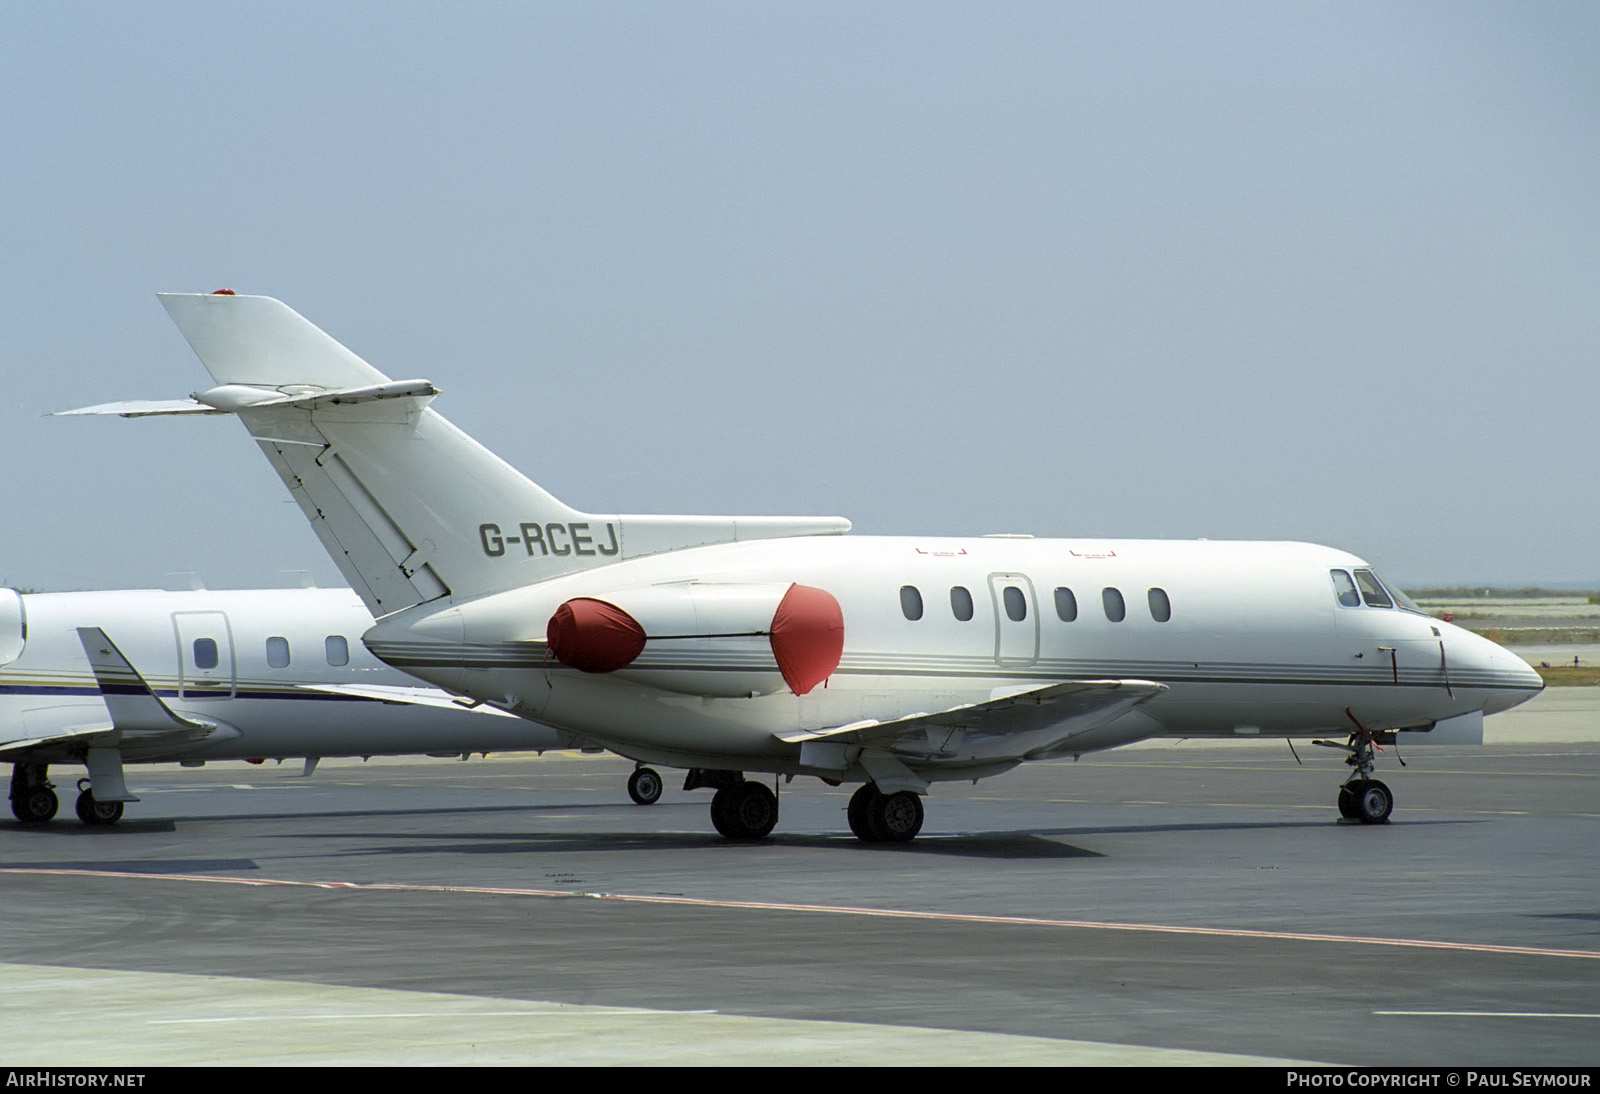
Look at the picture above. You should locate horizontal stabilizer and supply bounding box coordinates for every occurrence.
[55,380,442,419]
[52,398,223,418]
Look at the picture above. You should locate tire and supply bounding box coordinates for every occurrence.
[12,786,58,824]
[711,781,777,840]
[1354,779,1393,825]
[870,790,924,843]
[847,784,880,840]
[1337,782,1360,820]
[76,790,124,826]
[710,786,734,836]
[627,767,663,806]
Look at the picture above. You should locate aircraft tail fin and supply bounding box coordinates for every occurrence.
[144,293,849,617]
[159,292,389,390]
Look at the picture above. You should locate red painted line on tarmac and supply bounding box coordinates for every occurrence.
[7,866,1598,962]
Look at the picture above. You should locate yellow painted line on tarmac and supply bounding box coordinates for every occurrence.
[1374,1011,1600,1020]
[150,1007,700,1024]
[6,866,1598,963]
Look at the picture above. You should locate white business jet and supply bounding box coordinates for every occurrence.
[63,291,1543,843]
[1,585,567,825]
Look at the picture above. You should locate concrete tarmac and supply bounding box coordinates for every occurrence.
[1,689,1596,1066]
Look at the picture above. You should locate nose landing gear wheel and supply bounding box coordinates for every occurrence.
[627,767,663,806]
[1325,714,1398,825]
[1350,779,1392,825]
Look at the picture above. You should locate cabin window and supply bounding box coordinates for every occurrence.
[1054,587,1078,622]
[326,635,350,667]
[950,586,974,621]
[1102,587,1126,622]
[266,636,291,668]
[1148,587,1171,623]
[1330,569,1361,608]
[1353,569,1393,609]
[193,638,219,670]
[1003,586,1027,622]
[900,585,924,621]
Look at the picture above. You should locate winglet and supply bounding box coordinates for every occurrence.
[76,627,216,737]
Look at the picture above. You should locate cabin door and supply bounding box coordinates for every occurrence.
[987,573,1039,668]
[172,611,236,699]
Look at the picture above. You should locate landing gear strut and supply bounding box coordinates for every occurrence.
[847,783,924,843]
[627,766,663,806]
[9,764,58,824]
[1324,717,1395,825]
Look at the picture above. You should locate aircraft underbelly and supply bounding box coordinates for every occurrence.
[1147,678,1477,735]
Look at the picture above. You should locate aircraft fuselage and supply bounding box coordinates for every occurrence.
[366,534,1540,781]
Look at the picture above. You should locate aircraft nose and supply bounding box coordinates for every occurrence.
[1481,643,1544,715]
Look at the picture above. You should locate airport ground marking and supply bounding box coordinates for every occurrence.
[7,866,1599,963]
[1373,1011,1600,1020]
[149,1007,701,1024]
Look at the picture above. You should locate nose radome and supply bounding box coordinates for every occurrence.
[1479,638,1544,716]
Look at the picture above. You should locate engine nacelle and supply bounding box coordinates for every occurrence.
[546,582,843,697]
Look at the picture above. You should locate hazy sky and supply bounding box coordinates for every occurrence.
[3,2,1596,592]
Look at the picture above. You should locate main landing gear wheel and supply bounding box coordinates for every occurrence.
[710,781,778,841]
[847,784,924,844]
[847,783,878,840]
[10,765,58,824]
[627,767,663,806]
[75,789,124,826]
[12,785,58,824]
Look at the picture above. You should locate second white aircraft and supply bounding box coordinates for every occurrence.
[0,585,568,826]
[65,292,1544,843]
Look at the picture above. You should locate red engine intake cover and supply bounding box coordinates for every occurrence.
[546,597,647,673]
[769,584,844,695]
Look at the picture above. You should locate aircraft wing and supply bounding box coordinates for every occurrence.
[0,720,116,761]
[777,679,1166,763]
[292,682,520,716]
